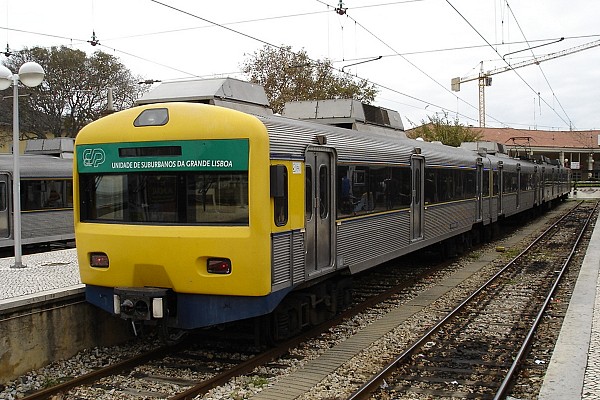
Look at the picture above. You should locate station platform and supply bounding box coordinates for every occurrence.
[0,202,599,397]
[0,248,83,312]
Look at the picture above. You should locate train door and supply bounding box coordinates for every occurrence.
[533,166,539,204]
[476,160,483,221]
[410,155,424,241]
[305,147,335,276]
[0,174,8,239]
[541,167,546,202]
[516,164,521,209]
[497,161,503,215]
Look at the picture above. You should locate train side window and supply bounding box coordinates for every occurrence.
[21,179,72,211]
[424,168,436,204]
[504,172,518,193]
[44,181,63,208]
[319,165,328,219]
[273,166,288,226]
[394,166,412,207]
[415,168,421,205]
[65,180,74,207]
[337,165,411,218]
[305,165,313,221]
[0,181,6,211]
[492,171,499,196]
[464,170,476,198]
[483,169,490,197]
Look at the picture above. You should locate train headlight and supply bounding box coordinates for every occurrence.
[152,298,164,318]
[134,108,169,127]
[113,294,121,314]
[90,252,109,268]
[207,258,231,274]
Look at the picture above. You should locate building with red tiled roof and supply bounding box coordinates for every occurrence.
[474,128,600,180]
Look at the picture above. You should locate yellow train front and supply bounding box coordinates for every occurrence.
[75,101,288,332]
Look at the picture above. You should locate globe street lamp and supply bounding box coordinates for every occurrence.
[0,62,45,268]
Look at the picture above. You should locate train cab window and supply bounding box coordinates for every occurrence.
[80,172,249,225]
[187,173,249,224]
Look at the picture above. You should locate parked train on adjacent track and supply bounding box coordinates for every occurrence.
[74,78,570,340]
[0,154,74,250]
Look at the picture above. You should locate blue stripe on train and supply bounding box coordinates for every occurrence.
[85,285,292,329]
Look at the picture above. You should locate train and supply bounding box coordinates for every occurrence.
[0,150,74,250]
[74,78,571,341]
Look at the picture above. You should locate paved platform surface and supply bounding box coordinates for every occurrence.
[0,248,83,312]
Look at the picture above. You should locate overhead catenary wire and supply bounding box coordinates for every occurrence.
[1,1,595,130]
[147,0,476,125]
[504,1,575,130]
[445,0,572,128]
[336,10,505,127]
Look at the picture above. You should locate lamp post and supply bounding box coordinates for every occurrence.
[0,62,45,268]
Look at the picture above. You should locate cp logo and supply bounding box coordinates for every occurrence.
[82,148,106,167]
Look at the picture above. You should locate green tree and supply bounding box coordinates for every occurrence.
[407,113,482,147]
[241,45,377,114]
[0,46,146,138]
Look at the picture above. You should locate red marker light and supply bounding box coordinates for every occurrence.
[90,252,109,268]
[207,258,231,274]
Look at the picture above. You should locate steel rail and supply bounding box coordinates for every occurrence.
[347,201,586,400]
[20,344,182,400]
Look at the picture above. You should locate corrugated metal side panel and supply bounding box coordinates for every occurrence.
[490,197,499,221]
[520,191,535,210]
[272,233,291,287]
[419,146,478,168]
[261,116,480,168]
[292,231,305,285]
[0,155,73,177]
[483,198,491,222]
[337,211,410,266]
[423,201,475,240]
[261,118,415,164]
[502,194,518,216]
[21,210,74,240]
[262,120,317,158]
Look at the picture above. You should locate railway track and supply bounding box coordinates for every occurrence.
[349,200,598,399]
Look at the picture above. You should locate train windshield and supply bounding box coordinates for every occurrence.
[79,172,248,225]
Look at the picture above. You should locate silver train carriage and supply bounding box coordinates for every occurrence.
[116,78,571,338]
[0,154,74,249]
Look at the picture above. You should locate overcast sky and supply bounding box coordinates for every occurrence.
[2,0,600,131]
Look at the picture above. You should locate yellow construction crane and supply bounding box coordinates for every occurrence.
[451,38,600,127]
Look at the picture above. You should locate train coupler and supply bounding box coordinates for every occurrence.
[113,287,170,321]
